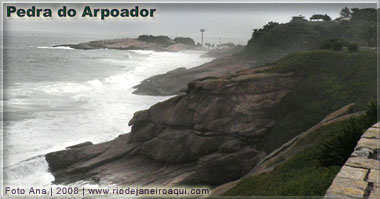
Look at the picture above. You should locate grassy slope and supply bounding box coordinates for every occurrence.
[224,49,376,196]
[224,121,345,196]
[258,49,377,153]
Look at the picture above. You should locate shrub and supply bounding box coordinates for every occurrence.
[224,147,341,196]
[320,41,332,50]
[174,37,195,46]
[332,42,343,51]
[317,101,379,167]
[319,39,347,50]
[137,35,172,46]
[348,43,359,52]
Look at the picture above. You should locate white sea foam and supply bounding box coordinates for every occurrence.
[128,49,154,55]
[4,49,212,187]
[37,46,74,50]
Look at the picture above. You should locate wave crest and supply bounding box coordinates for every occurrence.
[37,46,74,50]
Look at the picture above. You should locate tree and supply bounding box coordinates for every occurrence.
[348,43,359,52]
[218,42,235,48]
[340,7,351,18]
[264,21,279,29]
[310,14,331,21]
[137,35,172,46]
[351,8,376,22]
[319,41,332,50]
[310,14,322,21]
[174,37,195,46]
[322,14,332,21]
[251,21,279,39]
[291,15,307,23]
[332,42,343,51]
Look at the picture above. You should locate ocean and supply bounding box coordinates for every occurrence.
[2,32,212,187]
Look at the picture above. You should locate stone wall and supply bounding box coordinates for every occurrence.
[324,122,379,199]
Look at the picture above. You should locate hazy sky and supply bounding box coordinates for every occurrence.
[3,2,376,44]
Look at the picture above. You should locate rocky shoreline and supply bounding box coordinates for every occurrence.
[45,64,297,186]
[45,48,377,190]
[43,7,378,195]
[132,55,255,96]
[55,37,202,52]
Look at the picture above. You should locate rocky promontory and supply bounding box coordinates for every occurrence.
[55,35,202,52]
[45,47,377,188]
[45,65,297,186]
[133,55,255,96]
[45,47,377,189]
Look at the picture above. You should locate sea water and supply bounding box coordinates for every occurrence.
[2,32,212,186]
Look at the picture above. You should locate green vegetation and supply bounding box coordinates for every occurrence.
[340,7,351,18]
[218,42,236,48]
[319,39,360,52]
[223,6,377,198]
[241,8,376,65]
[348,43,359,52]
[310,14,332,21]
[332,42,343,51]
[137,35,197,47]
[137,35,172,46]
[317,101,379,167]
[225,102,378,196]
[259,49,377,153]
[173,37,195,46]
[224,121,346,196]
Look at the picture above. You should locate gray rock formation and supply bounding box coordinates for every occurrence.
[45,66,297,186]
[55,38,199,52]
[200,46,245,58]
[133,55,255,96]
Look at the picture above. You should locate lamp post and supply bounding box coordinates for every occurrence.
[200,29,205,47]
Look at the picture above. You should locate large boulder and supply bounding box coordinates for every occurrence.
[45,66,297,186]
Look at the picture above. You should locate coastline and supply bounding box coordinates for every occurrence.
[3,5,378,197]
[3,39,211,187]
[44,48,377,190]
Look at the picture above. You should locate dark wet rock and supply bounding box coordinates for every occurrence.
[218,139,241,153]
[181,148,266,185]
[45,65,297,186]
[66,141,93,149]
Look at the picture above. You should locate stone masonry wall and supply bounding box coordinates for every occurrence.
[324,122,380,199]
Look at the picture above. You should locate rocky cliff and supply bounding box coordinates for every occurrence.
[45,65,297,186]
[132,55,254,96]
[45,49,376,188]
